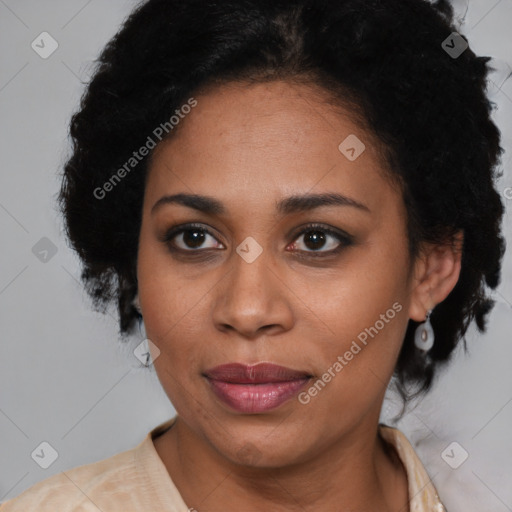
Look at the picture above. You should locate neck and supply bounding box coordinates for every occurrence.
[154,414,409,512]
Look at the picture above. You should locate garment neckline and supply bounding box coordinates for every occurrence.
[137,416,444,511]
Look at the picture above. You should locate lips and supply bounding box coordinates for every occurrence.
[204,362,311,383]
[203,363,312,413]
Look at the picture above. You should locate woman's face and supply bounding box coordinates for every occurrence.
[137,80,420,467]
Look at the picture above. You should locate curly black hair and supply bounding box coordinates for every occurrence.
[58,0,506,401]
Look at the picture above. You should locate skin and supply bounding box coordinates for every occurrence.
[136,80,462,512]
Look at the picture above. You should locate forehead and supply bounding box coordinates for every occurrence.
[145,80,400,217]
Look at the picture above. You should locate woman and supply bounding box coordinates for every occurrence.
[1,0,505,510]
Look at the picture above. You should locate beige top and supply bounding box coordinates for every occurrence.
[0,416,446,511]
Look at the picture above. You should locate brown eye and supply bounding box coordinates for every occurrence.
[163,224,223,251]
[291,225,352,254]
[302,230,328,251]
[181,229,207,249]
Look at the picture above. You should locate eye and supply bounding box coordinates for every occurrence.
[288,223,353,256]
[162,222,353,257]
[163,223,224,251]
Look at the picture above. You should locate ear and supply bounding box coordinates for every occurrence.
[408,231,464,321]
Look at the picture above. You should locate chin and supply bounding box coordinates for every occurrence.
[206,423,314,470]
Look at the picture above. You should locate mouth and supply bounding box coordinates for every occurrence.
[203,362,313,413]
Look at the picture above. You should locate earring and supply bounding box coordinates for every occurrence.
[132,294,142,315]
[414,308,434,352]
[138,314,147,339]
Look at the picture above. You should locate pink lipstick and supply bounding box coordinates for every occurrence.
[203,362,311,413]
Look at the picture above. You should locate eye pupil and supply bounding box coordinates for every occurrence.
[183,229,206,248]
[304,230,326,250]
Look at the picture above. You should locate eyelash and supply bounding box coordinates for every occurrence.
[161,222,354,259]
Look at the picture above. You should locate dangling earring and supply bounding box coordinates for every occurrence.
[414,308,434,353]
[132,294,142,316]
[132,294,147,339]
[137,315,147,340]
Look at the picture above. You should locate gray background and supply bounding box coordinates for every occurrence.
[0,0,511,510]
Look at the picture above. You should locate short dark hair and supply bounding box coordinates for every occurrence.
[58,0,506,401]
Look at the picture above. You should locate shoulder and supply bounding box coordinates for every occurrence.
[0,443,140,512]
[379,424,447,512]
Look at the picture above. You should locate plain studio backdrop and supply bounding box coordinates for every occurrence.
[0,0,511,509]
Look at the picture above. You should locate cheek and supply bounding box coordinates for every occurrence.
[295,298,409,425]
[137,224,198,334]
[137,230,202,370]
[303,243,411,397]
[312,295,406,388]
[299,233,409,342]
[139,276,213,415]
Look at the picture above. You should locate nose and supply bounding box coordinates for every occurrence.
[212,248,294,340]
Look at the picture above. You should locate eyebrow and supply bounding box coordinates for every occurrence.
[151,192,371,216]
